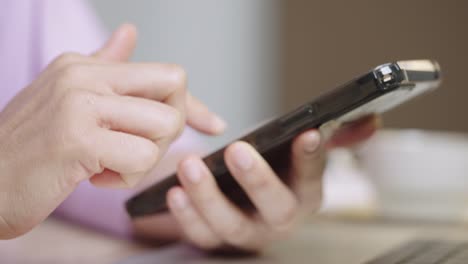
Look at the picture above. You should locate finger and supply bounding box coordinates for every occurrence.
[95,95,182,142]
[224,142,300,232]
[186,93,226,135]
[70,62,186,139]
[86,63,226,136]
[79,63,184,101]
[91,130,159,187]
[177,156,263,250]
[93,23,137,62]
[167,187,223,250]
[327,115,381,148]
[290,130,325,210]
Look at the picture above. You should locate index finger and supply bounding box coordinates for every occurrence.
[88,63,226,136]
[98,63,186,102]
[186,93,227,135]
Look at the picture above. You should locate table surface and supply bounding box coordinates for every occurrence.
[1,216,467,264]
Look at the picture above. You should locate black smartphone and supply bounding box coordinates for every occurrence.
[126,60,441,218]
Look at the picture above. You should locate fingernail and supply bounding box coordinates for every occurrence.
[212,115,227,133]
[182,158,202,184]
[303,131,321,153]
[171,189,188,209]
[232,143,253,171]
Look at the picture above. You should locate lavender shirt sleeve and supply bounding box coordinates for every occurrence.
[0,0,106,108]
[0,0,205,238]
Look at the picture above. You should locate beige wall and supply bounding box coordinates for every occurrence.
[92,0,282,148]
[282,1,468,132]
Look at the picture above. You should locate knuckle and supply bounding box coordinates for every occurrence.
[158,106,184,140]
[53,52,83,68]
[62,88,88,106]
[132,142,159,173]
[166,64,187,88]
[168,108,184,138]
[59,89,95,119]
[56,63,87,85]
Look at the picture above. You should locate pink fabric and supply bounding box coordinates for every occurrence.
[0,0,106,109]
[0,0,204,238]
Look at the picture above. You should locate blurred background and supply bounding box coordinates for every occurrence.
[282,0,468,132]
[91,0,468,146]
[91,0,282,148]
[90,0,468,218]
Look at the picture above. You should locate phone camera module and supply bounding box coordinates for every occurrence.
[374,64,402,90]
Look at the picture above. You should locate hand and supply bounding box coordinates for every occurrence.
[0,24,224,239]
[133,115,380,252]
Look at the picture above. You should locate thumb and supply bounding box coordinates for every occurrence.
[93,23,137,61]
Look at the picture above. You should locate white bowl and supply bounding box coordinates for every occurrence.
[355,129,468,222]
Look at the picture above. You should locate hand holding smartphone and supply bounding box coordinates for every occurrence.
[126,60,441,218]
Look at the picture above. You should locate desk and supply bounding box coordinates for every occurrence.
[1,217,467,264]
[0,219,144,263]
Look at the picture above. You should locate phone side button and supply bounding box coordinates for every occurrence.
[278,104,315,128]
